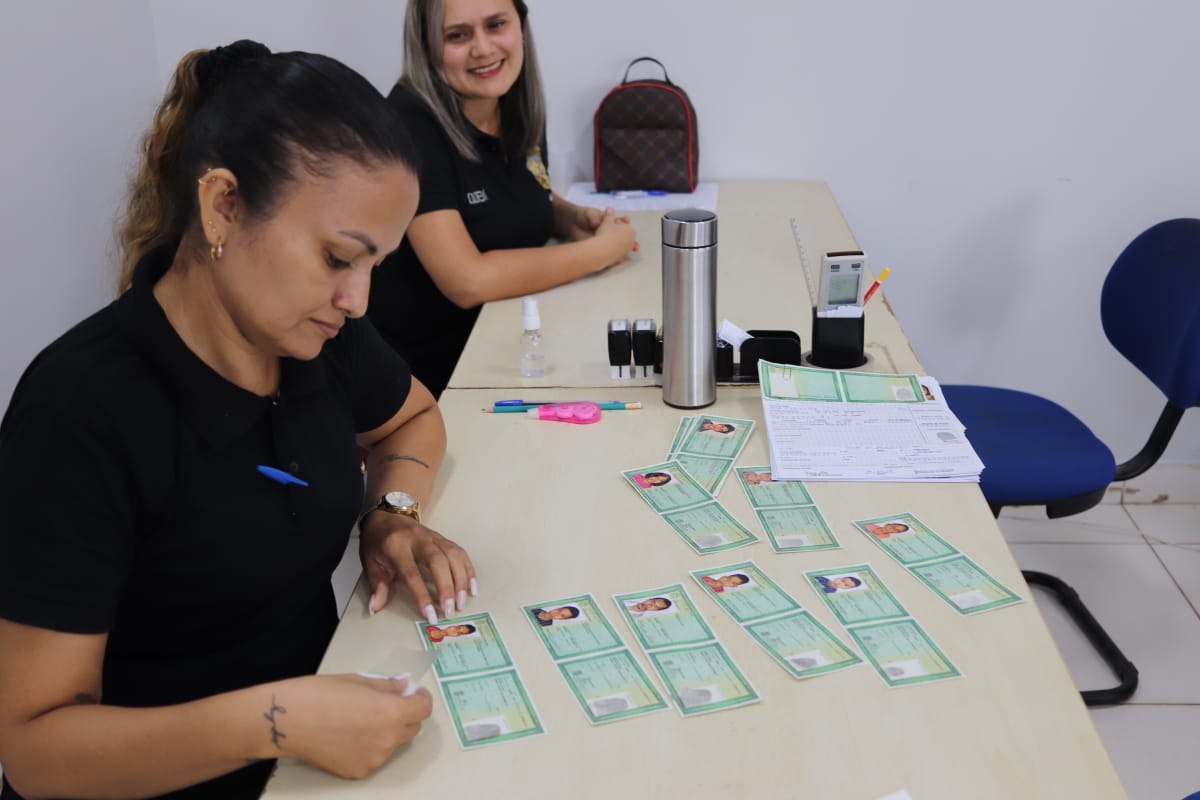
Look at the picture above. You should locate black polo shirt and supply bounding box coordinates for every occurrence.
[0,248,411,800]
[367,85,556,396]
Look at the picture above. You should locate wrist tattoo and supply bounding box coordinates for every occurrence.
[380,454,430,469]
[263,695,288,749]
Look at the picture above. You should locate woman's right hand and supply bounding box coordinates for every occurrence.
[592,207,639,268]
[267,673,432,779]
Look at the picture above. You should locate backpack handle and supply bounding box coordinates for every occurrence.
[622,57,673,85]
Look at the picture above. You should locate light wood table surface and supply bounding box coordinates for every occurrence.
[264,386,1127,799]
[264,181,1124,798]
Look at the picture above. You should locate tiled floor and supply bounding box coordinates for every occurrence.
[1000,502,1200,800]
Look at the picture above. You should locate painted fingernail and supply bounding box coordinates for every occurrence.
[456,590,467,612]
[442,598,455,618]
[423,604,438,625]
[469,578,479,597]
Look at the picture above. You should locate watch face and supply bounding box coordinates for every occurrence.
[384,491,417,509]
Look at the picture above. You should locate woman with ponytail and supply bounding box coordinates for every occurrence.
[0,41,475,799]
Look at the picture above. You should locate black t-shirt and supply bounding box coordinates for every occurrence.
[0,248,411,800]
[367,85,556,396]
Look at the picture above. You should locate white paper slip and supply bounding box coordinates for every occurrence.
[564,181,719,212]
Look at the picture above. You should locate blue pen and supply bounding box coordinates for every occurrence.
[257,465,309,487]
[484,401,642,413]
[588,190,671,197]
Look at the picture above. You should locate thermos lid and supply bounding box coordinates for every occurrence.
[661,208,717,248]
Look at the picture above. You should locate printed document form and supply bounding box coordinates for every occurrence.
[756,361,984,482]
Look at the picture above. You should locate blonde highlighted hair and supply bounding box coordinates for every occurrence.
[399,0,545,162]
[116,50,207,293]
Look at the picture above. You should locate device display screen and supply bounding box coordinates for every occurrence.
[828,273,861,305]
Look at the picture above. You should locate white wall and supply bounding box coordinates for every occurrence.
[4,0,1198,462]
[0,0,160,406]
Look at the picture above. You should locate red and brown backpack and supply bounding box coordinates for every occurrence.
[593,57,699,193]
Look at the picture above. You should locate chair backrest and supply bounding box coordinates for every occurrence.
[1101,218,1200,409]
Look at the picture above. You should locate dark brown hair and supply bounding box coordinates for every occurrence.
[117,40,418,291]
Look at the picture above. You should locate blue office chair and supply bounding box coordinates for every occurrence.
[942,218,1200,706]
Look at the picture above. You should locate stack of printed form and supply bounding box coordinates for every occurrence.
[757,361,984,482]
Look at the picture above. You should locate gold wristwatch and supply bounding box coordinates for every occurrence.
[360,490,421,528]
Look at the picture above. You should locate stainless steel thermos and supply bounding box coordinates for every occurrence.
[661,209,718,408]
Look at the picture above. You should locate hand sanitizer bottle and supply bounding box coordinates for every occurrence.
[520,296,546,377]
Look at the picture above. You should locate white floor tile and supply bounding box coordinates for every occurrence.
[1153,542,1200,616]
[998,504,1141,545]
[1128,504,1200,545]
[1122,463,1200,505]
[1010,542,1200,703]
[1090,705,1200,800]
[331,535,362,618]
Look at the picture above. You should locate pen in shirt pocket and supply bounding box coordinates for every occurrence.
[257,465,309,487]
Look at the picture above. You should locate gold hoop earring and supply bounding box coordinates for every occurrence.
[211,238,224,261]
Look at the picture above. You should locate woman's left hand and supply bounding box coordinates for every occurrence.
[358,513,476,623]
[568,205,606,239]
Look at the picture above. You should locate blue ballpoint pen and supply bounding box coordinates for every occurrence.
[484,402,641,413]
[493,399,628,408]
[588,190,670,197]
[257,465,310,487]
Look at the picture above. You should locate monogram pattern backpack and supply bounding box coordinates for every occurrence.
[593,57,699,193]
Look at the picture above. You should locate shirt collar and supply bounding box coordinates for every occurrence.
[114,247,328,450]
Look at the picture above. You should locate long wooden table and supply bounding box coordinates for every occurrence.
[262,182,1126,798]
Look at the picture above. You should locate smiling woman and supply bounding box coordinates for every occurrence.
[0,39,477,800]
[366,0,640,395]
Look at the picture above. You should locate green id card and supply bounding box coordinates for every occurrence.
[756,505,840,552]
[743,610,863,679]
[417,612,514,679]
[673,452,735,495]
[847,619,961,688]
[758,360,843,401]
[613,583,716,651]
[908,554,1023,615]
[853,512,958,566]
[804,563,909,626]
[735,466,815,508]
[840,371,923,403]
[557,650,669,724]
[522,594,625,661]
[676,414,756,458]
[691,561,802,624]
[646,642,760,716]
[662,501,759,554]
[623,460,712,513]
[440,669,545,748]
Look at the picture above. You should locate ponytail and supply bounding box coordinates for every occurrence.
[116,40,415,295]
[116,49,206,293]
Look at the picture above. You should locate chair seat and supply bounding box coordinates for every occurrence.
[942,385,1117,506]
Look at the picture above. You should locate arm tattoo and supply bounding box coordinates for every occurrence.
[75,692,99,704]
[263,695,288,749]
[380,454,430,469]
